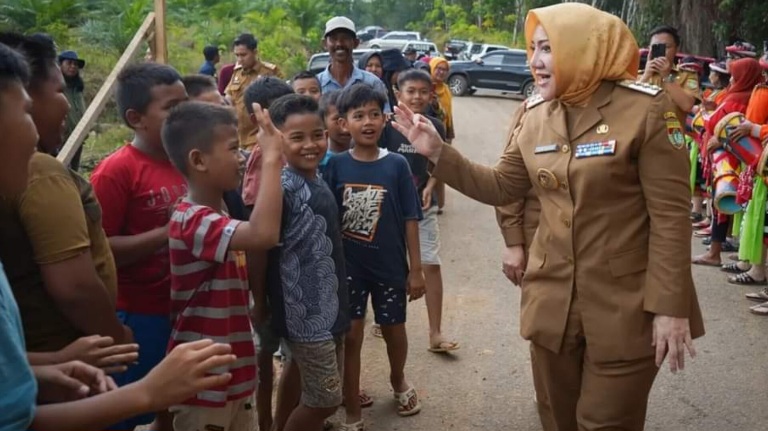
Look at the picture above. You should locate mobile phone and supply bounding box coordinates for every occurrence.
[651,43,666,60]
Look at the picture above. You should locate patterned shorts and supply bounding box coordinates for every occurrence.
[348,276,407,325]
[286,337,344,409]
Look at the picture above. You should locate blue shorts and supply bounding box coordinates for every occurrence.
[107,311,172,430]
[348,276,407,325]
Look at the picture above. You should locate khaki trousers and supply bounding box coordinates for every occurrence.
[530,297,659,431]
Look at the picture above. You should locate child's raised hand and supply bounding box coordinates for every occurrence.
[252,103,285,159]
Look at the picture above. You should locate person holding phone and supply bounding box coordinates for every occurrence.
[640,25,700,120]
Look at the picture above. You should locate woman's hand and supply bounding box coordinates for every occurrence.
[707,136,722,152]
[729,122,754,142]
[652,315,696,373]
[502,245,526,286]
[392,102,444,164]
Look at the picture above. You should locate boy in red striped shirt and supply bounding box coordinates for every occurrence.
[162,101,284,430]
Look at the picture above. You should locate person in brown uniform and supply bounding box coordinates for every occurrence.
[225,33,282,151]
[392,4,704,430]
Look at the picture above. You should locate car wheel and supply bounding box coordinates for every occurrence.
[522,81,535,99]
[449,75,469,97]
[370,44,380,49]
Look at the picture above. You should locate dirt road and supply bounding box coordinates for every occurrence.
[349,92,768,431]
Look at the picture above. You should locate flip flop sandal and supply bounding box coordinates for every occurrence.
[428,341,460,353]
[746,287,768,302]
[692,258,721,267]
[370,324,383,338]
[749,302,768,316]
[693,229,712,237]
[722,242,739,252]
[338,420,365,431]
[702,238,712,246]
[692,219,711,229]
[721,262,751,273]
[728,273,768,286]
[342,390,374,408]
[690,212,704,222]
[394,386,422,417]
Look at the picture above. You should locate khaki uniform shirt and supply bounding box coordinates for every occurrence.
[225,61,282,150]
[435,81,705,362]
[645,67,700,121]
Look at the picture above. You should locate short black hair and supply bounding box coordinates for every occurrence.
[203,45,219,61]
[116,62,182,127]
[244,76,293,115]
[268,94,321,129]
[0,32,57,91]
[397,69,432,89]
[318,90,342,120]
[233,33,258,51]
[649,25,680,48]
[162,101,237,176]
[336,83,387,117]
[0,42,30,97]
[292,70,320,85]
[182,74,217,98]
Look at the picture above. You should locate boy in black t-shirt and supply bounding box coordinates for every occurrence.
[379,69,460,353]
[324,84,425,431]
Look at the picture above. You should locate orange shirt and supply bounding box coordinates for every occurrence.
[746,84,768,124]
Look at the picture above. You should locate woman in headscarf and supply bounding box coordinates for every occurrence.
[358,51,383,79]
[392,3,704,429]
[693,58,763,268]
[429,57,455,212]
[380,48,412,110]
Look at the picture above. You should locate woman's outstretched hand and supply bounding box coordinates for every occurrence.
[392,102,445,164]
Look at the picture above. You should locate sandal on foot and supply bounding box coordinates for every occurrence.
[692,257,720,267]
[394,387,422,417]
[428,341,460,353]
[693,228,712,237]
[370,324,383,338]
[342,390,374,408]
[728,273,767,286]
[749,301,768,316]
[728,253,741,261]
[721,262,751,273]
[339,420,365,431]
[692,219,710,229]
[722,242,739,252]
[746,287,768,302]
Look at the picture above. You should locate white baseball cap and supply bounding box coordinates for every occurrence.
[324,16,356,38]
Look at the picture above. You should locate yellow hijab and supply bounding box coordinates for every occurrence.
[429,57,453,131]
[525,3,639,106]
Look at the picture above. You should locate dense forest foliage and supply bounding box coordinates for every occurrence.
[1,0,765,169]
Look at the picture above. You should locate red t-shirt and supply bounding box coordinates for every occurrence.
[90,144,187,315]
[167,201,255,407]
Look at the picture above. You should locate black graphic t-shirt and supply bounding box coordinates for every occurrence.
[323,150,422,285]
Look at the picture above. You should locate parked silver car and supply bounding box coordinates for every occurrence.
[367,31,421,50]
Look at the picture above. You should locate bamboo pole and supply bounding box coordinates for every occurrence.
[154,0,168,64]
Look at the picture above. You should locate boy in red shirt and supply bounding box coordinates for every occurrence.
[162,101,283,430]
[90,63,188,431]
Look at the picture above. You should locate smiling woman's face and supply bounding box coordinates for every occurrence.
[530,25,556,101]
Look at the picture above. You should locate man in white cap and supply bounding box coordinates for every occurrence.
[317,16,390,111]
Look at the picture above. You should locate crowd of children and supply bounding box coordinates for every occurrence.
[0,14,460,431]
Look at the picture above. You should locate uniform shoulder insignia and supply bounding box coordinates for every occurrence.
[526,93,545,109]
[233,63,243,71]
[262,61,278,70]
[616,79,662,96]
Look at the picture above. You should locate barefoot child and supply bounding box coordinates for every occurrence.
[162,101,284,430]
[324,84,426,431]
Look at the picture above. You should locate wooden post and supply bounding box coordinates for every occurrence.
[56,13,157,166]
[154,0,168,64]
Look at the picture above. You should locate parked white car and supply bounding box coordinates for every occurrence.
[460,43,512,61]
[367,31,422,50]
[401,40,439,58]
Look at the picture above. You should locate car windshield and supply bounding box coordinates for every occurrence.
[470,44,482,54]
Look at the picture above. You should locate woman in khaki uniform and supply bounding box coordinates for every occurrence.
[393,3,704,430]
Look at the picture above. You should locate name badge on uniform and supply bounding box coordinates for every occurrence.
[534,144,559,154]
[574,140,616,159]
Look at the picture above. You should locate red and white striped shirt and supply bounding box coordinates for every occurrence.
[167,200,255,407]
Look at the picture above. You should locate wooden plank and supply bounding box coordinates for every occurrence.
[154,0,168,64]
[57,12,156,166]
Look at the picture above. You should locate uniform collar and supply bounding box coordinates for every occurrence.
[545,81,614,141]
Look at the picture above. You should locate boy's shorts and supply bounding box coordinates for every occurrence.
[419,205,441,265]
[170,396,254,431]
[286,337,344,409]
[348,276,407,325]
[107,311,172,430]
